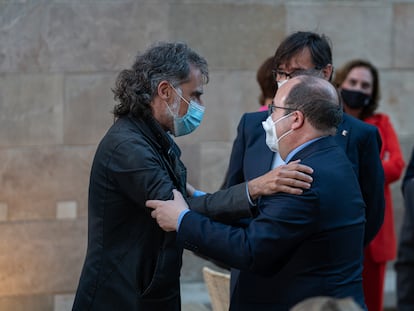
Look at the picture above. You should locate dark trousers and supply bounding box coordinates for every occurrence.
[395,179,414,311]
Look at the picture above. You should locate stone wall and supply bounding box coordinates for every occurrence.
[0,1,413,310]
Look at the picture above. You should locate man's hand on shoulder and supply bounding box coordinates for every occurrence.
[248,160,313,200]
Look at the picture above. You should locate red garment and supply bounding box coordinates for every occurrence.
[363,113,405,311]
[363,256,386,311]
[258,105,268,112]
[364,113,405,262]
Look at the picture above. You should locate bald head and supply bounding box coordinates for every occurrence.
[281,75,342,135]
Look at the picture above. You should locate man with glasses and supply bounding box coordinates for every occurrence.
[224,31,384,247]
[147,75,367,310]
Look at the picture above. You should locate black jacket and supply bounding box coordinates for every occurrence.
[73,115,251,310]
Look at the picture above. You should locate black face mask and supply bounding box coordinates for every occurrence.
[340,88,372,109]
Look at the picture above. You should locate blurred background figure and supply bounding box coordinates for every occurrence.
[395,146,414,311]
[333,59,405,311]
[256,56,278,112]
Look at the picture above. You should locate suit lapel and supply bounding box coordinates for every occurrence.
[334,114,351,152]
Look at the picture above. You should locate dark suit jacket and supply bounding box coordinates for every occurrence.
[179,137,367,310]
[225,111,384,245]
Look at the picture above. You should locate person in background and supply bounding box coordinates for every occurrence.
[223,31,384,249]
[257,56,278,112]
[395,146,414,311]
[333,59,405,311]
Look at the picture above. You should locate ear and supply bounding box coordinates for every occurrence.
[291,110,304,130]
[158,80,172,101]
[322,64,334,81]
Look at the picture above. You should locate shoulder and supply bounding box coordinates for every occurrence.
[102,118,163,162]
[342,113,378,134]
[238,111,268,126]
[365,112,391,126]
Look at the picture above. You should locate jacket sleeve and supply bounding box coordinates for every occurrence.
[179,191,318,276]
[359,126,385,245]
[110,138,177,204]
[188,183,253,222]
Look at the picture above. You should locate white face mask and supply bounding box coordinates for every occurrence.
[277,79,288,89]
[262,113,293,152]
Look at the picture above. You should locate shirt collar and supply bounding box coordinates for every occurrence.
[284,136,325,163]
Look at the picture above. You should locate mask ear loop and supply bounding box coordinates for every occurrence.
[167,84,185,117]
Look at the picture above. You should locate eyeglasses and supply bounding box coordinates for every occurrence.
[272,67,322,82]
[268,104,297,115]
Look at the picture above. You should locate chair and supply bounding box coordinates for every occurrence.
[202,266,231,311]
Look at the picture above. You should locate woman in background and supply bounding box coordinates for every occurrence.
[256,56,277,111]
[334,59,405,311]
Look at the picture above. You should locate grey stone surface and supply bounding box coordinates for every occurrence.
[0,1,413,309]
[0,2,170,73]
[179,143,202,189]
[378,70,414,136]
[0,294,53,311]
[64,73,116,144]
[176,70,259,145]
[0,219,86,296]
[169,3,285,70]
[0,74,64,146]
[0,146,94,220]
[394,3,414,68]
[286,2,393,69]
[199,141,233,192]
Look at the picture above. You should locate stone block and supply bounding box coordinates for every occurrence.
[64,73,116,145]
[0,74,64,146]
[0,218,87,296]
[286,2,393,68]
[0,203,8,222]
[378,70,414,136]
[0,2,169,73]
[394,3,414,69]
[0,294,53,311]
[169,3,285,70]
[175,70,259,145]
[179,143,202,190]
[54,294,75,311]
[56,201,77,220]
[199,142,233,193]
[0,146,94,221]
[177,141,232,193]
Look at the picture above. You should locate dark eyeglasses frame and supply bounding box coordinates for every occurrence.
[272,67,322,82]
[267,104,297,116]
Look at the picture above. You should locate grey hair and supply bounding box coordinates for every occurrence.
[112,42,209,119]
